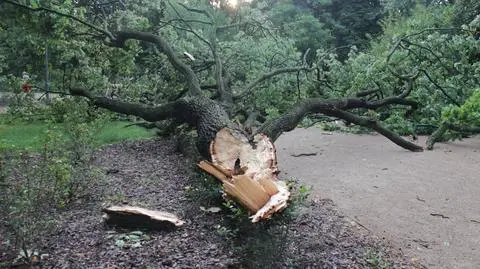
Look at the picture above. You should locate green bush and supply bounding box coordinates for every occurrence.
[0,102,105,264]
[441,89,480,125]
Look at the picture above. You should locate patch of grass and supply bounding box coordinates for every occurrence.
[0,121,48,150]
[92,121,156,147]
[365,248,392,269]
[0,120,156,151]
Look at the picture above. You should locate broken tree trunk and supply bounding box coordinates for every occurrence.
[198,128,291,223]
[102,205,185,230]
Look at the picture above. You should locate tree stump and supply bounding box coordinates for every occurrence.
[198,128,291,222]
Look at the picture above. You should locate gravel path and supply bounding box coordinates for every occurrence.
[276,128,480,269]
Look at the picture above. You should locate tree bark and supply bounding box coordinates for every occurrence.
[426,122,480,150]
[111,31,202,96]
[258,98,423,151]
[71,88,236,157]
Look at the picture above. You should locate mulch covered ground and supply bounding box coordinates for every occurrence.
[1,138,414,268]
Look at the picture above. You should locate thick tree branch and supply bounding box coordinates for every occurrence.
[327,110,423,152]
[257,97,423,152]
[70,88,177,122]
[258,78,419,142]
[70,88,235,157]
[426,121,480,150]
[112,31,202,96]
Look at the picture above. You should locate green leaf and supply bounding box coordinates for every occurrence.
[115,239,125,248]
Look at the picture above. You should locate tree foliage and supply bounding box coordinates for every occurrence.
[0,0,479,143]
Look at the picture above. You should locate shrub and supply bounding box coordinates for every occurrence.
[0,102,105,265]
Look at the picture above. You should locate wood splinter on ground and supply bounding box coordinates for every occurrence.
[102,205,184,230]
[198,127,291,223]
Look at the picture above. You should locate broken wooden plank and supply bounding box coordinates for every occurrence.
[102,206,184,230]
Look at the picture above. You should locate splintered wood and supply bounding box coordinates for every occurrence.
[102,206,184,230]
[198,128,291,223]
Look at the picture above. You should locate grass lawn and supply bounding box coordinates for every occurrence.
[0,120,156,151]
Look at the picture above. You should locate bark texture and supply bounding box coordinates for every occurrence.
[71,88,237,157]
[258,98,423,152]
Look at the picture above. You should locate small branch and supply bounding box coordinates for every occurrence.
[216,21,249,31]
[176,2,213,20]
[302,48,311,65]
[3,0,114,40]
[430,213,449,219]
[291,152,317,157]
[112,31,202,96]
[216,19,271,35]
[236,66,313,100]
[200,84,218,90]
[421,69,461,106]
[244,111,260,130]
[158,15,211,48]
[160,18,212,26]
[356,88,381,98]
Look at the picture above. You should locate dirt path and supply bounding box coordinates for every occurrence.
[276,128,480,269]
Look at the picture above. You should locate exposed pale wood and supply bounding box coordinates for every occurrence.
[197,160,230,182]
[251,181,290,223]
[102,206,184,230]
[232,175,271,212]
[210,128,278,182]
[199,127,291,222]
[258,177,279,196]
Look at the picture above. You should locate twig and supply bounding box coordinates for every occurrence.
[430,213,449,219]
[3,0,114,40]
[290,152,318,157]
[416,196,426,202]
[420,69,461,106]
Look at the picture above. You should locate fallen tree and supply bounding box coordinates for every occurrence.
[426,122,480,150]
[5,0,425,221]
[426,89,480,150]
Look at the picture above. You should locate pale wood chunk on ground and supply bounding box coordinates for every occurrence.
[102,206,184,230]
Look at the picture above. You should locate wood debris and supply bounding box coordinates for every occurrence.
[102,206,184,230]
